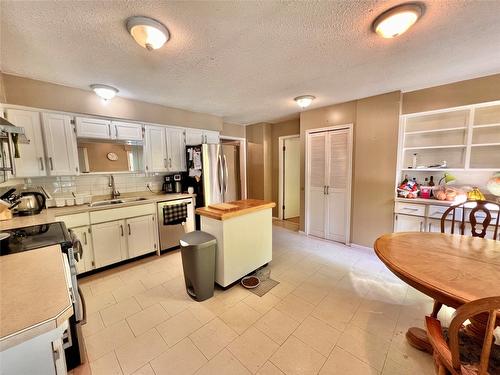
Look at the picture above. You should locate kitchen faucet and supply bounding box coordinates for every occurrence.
[109,175,120,199]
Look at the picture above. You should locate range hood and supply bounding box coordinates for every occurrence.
[0,116,26,137]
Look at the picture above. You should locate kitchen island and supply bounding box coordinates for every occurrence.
[196,199,275,287]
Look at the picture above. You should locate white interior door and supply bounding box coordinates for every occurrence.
[6,109,46,177]
[307,133,327,238]
[326,130,349,242]
[283,137,300,219]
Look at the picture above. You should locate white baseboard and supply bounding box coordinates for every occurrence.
[351,243,374,251]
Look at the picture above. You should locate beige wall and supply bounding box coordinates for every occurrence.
[221,122,246,138]
[300,101,357,230]
[351,92,401,246]
[1,73,223,130]
[402,73,500,114]
[271,118,300,217]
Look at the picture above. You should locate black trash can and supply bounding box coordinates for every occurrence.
[179,231,217,301]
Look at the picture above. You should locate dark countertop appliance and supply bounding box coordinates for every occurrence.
[0,222,86,370]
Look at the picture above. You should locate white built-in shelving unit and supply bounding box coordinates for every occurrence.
[398,100,500,175]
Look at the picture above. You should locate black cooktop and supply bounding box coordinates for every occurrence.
[0,222,72,255]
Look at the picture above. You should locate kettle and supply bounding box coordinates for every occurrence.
[14,192,46,216]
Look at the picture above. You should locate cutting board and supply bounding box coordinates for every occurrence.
[208,203,239,211]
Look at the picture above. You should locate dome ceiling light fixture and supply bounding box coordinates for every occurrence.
[372,3,424,39]
[90,84,119,101]
[126,16,170,50]
[294,95,316,109]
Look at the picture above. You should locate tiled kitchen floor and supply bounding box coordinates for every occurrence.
[78,225,446,375]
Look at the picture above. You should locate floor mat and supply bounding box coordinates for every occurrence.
[248,278,279,297]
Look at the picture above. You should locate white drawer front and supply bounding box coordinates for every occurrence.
[90,203,155,223]
[427,205,463,220]
[55,212,90,228]
[394,202,426,216]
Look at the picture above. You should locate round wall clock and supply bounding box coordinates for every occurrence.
[107,152,119,161]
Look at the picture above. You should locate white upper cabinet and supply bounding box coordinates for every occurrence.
[6,109,46,177]
[75,117,112,139]
[185,128,204,145]
[185,128,220,145]
[204,130,220,144]
[112,121,143,141]
[41,112,79,176]
[166,127,186,172]
[144,125,168,172]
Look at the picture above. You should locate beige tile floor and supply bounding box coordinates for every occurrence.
[78,224,447,375]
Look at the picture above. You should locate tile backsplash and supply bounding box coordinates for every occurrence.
[22,173,165,197]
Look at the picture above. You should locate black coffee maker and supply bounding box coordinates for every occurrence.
[162,175,174,193]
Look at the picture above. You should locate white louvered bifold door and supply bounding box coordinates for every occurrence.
[326,129,349,242]
[308,132,327,238]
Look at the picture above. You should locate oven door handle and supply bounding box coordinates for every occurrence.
[77,286,87,325]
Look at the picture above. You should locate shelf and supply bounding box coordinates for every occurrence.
[400,168,464,172]
[470,143,500,147]
[400,168,498,172]
[405,127,467,135]
[473,123,500,129]
[403,145,466,151]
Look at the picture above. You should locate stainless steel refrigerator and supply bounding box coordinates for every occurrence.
[186,143,242,224]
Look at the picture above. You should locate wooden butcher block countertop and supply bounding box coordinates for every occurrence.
[0,245,73,351]
[196,199,276,221]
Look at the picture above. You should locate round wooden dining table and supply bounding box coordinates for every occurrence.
[374,232,500,352]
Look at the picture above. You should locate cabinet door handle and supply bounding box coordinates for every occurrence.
[39,157,44,171]
[419,222,423,232]
[83,232,87,245]
[49,157,54,170]
[323,186,326,195]
[115,125,118,139]
[428,223,432,232]
[128,223,131,235]
[108,125,111,138]
[169,158,172,168]
[120,224,124,237]
[326,186,329,195]
[164,159,167,168]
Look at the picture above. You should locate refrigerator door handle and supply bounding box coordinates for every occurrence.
[217,154,224,197]
[223,154,228,194]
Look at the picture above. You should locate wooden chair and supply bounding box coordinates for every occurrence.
[426,296,500,375]
[431,200,500,319]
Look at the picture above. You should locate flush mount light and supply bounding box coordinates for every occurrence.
[294,95,316,109]
[126,16,170,50]
[372,3,424,38]
[90,84,119,101]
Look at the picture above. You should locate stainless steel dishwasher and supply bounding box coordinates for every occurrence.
[157,198,195,250]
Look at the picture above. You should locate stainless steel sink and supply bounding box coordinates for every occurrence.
[121,197,148,203]
[89,199,124,207]
[89,197,148,207]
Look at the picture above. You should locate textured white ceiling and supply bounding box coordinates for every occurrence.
[1,1,500,125]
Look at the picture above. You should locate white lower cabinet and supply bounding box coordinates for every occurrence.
[91,215,158,269]
[127,214,158,257]
[92,220,128,268]
[394,213,425,232]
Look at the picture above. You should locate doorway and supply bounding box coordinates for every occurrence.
[278,135,300,222]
